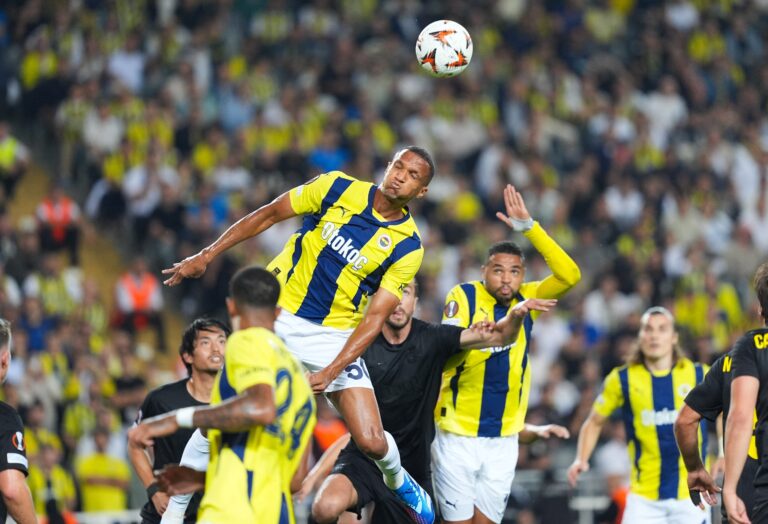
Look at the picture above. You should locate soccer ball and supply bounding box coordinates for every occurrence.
[415,20,473,78]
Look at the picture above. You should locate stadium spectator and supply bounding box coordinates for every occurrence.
[27,442,75,519]
[75,426,131,512]
[36,182,81,265]
[114,256,166,351]
[22,252,82,318]
[21,400,62,463]
[0,121,29,201]
[122,146,180,249]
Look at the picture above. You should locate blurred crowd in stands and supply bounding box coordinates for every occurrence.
[2,0,768,521]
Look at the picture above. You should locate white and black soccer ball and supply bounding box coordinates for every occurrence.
[415,20,473,78]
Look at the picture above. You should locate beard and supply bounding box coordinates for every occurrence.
[385,311,411,330]
[491,290,513,306]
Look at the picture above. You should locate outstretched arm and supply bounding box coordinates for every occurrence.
[163,192,296,286]
[496,185,581,299]
[519,423,570,444]
[128,384,276,448]
[459,298,557,349]
[308,290,400,393]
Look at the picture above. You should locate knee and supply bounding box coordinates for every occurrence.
[354,429,388,459]
[312,494,348,524]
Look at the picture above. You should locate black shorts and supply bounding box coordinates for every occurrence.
[332,445,434,524]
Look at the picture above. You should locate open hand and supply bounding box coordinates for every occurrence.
[530,424,570,440]
[155,465,206,496]
[511,298,557,318]
[496,185,531,229]
[162,252,209,286]
[687,467,720,509]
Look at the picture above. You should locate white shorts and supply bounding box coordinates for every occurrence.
[622,493,710,524]
[275,310,373,392]
[431,427,519,523]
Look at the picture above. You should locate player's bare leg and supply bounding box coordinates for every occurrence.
[472,508,496,524]
[329,387,435,523]
[443,507,495,524]
[328,388,387,458]
[312,473,359,524]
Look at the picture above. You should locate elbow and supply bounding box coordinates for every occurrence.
[261,406,277,426]
[563,264,582,288]
[584,412,605,431]
[674,406,700,432]
[728,411,753,430]
[673,418,695,442]
[250,402,276,426]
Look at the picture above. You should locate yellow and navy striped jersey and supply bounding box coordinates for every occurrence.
[435,222,580,437]
[268,171,423,330]
[594,359,709,501]
[198,328,316,524]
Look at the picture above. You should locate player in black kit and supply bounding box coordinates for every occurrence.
[674,352,758,517]
[724,262,768,524]
[128,318,229,524]
[303,281,566,524]
[0,319,36,524]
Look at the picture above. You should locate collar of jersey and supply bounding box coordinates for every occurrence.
[369,186,412,226]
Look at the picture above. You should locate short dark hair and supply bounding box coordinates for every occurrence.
[487,241,524,262]
[403,145,436,184]
[229,266,281,310]
[179,318,231,375]
[754,262,768,323]
[0,319,11,354]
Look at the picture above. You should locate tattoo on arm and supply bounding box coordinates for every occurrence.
[192,385,276,432]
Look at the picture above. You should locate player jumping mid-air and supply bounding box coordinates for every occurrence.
[162,147,437,522]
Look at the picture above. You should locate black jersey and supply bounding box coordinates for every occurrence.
[0,401,28,523]
[136,379,207,524]
[353,318,463,480]
[684,352,757,517]
[732,328,768,457]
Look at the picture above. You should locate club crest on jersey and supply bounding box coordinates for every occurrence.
[321,222,369,271]
[444,300,459,318]
[677,384,692,398]
[377,234,392,250]
[11,431,24,451]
